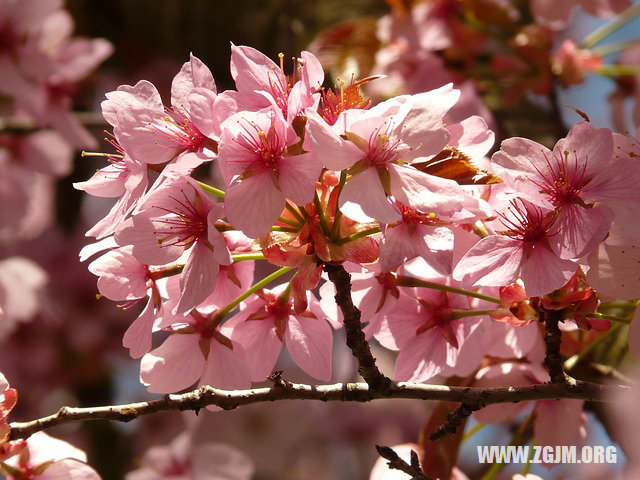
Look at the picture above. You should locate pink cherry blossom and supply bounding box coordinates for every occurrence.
[0,131,73,241]
[0,373,17,444]
[74,146,148,239]
[230,44,323,122]
[304,85,475,224]
[102,55,229,167]
[139,309,251,406]
[0,257,48,340]
[87,245,168,358]
[3,432,101,480]
[491,122,630,259]
[454,198,578,297]
[228,284,333,381]
[126,433,255,480]
[218,107,321,237]
[115,177,232,314]
[376,283,484,383]
[18,10,113,148]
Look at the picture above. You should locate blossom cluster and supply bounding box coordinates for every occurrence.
[75,42,640,464]
[0,0,112,243]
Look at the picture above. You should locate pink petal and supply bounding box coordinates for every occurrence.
[89,247,147,301]
[587,242,640,300]
[394,330,447,383]
[375,293,424,350]
[123,298,157,359]
[340,167,400,223]
[231,319,282,381]
[115,214,183,265]
[174,241,220,315]
[277,153,322,205]
[392,85,458,160]
[303,110,363,171]
[551,203,613,259]
[224,172,286,238]
[447,116,495,160]
[534,399,585,449]
[453,236,525,289]
[388,163,465,214]
[40,459,101,480]
[140,334,205,393]
[200,339,252,411]
[285,315,333,381]
[191,443,255,480]
[519,244,577,297]
[102,80,163,127]
[171,53,216,109]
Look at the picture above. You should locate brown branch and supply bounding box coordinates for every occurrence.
[324,263,392,391]
[9,380,626,440]
[375,445,432,480]
[429,402,483,441]
[541,309,568,384]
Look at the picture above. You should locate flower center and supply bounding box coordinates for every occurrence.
[236,122,286,173]
[154,189,208,248]
[532,149,590,206]
[157,107,208,153]
[498,200,556,243]
[364,132,401,167]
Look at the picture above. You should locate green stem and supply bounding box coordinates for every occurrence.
[583,312,631,324]
[452,309,493,319]
[271,225,300,233]
[481,414,534,480]
[462,422,485,441]
[564,323,623,371]
[335,227,381,245]
[396,275,502,304]
[285,202,306,225]
[521,439,535,475]
[215,267,293,319]
[197,181,225,199]
[592,39,640,57]
[232,253,265,262]
[582,3,640,48]
[0,461,22,477]
[278,216,301,228]
[314,191,331,236]
[597,64,640,77]
[330,171,347,240]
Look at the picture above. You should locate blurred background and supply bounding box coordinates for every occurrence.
[1,1,639,479]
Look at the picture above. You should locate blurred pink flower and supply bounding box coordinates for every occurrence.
[126,433,254,480]
[3,432,101,480]
[531,0,631,30]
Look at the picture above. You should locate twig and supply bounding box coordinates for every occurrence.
[541,309,567,384]
[9,380,626,440]
[375,445,432,480]
[323,263,392,392]
[429,402,483,441]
